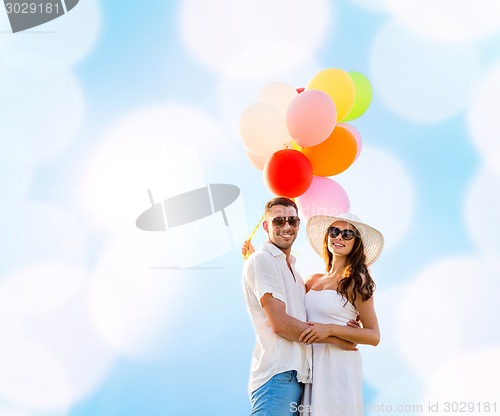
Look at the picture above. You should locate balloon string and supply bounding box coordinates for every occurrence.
[247,214,264,241]
[243,214,264,260]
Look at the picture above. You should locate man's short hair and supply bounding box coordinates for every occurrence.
[264,197,298,218]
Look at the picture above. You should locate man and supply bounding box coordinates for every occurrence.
[242,197,357,416]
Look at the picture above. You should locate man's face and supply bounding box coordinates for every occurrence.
[263,205,299,252]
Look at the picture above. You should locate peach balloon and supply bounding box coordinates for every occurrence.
[239,102,291,155]
[245,150,269,171]
[257,81,298,116]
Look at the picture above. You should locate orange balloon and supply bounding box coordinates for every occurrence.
[301,125,357,176]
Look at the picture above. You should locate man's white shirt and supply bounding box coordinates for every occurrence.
[243,241,312,394]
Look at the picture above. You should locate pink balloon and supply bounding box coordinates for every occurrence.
[296,176,350,220]
[338,122,362,161]
[285,90,337,148]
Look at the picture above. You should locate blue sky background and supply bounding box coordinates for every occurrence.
[1,1,500,415]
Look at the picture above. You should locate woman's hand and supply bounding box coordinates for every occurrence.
[242,239,255,259]
[347,318,362,329]
[299,322,332,344]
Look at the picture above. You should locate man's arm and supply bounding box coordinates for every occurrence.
[319,336,358,350]
[261,293,309,341]
[261,293,358,350]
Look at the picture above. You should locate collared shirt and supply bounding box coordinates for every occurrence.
[243,241,312,394]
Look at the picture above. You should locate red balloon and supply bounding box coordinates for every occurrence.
[296,87,305,93]
[263,149,313,198]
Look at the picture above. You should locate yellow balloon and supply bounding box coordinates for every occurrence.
[306,68,356,122]
[290,140,302,151]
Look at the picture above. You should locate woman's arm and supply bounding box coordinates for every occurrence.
[299,295,380,346]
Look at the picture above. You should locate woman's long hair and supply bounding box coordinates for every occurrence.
[322,227,375,306]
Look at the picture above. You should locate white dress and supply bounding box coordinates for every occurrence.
[300,290,363,416]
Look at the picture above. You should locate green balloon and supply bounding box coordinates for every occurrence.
[343,71,373,122]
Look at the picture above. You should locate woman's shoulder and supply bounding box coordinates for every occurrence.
[306,273,324,281]
[304,273,324,290]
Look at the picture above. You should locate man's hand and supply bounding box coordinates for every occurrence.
[242,239,255,259]
[327,336,358,351]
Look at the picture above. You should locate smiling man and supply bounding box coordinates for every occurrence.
[243,197,311,416]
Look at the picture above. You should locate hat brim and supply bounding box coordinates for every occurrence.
[306,215,384,267]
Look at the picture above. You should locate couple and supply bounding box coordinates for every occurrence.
[242,196,384,415]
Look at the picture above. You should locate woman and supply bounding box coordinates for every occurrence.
[299,212,383,416]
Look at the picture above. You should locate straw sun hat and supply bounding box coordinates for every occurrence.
[306,212,384,266]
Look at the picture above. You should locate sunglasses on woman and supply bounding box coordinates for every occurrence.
[328,226,358,241]
[271,216,300,227]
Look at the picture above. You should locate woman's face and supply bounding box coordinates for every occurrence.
[327,221,357,258]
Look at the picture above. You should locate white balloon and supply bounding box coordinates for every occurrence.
[217,57,320,138]
[239,102,291,154]
[257,81,298,116]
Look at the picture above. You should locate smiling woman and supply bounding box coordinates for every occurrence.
[299,212,384,416]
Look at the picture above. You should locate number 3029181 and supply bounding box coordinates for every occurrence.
[5,2,60,14]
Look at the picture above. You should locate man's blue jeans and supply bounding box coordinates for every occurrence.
[250,370,303,416]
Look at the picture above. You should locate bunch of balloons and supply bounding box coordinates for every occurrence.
[239,68,372,218]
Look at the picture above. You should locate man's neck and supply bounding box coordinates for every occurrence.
[268,240,292,261]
